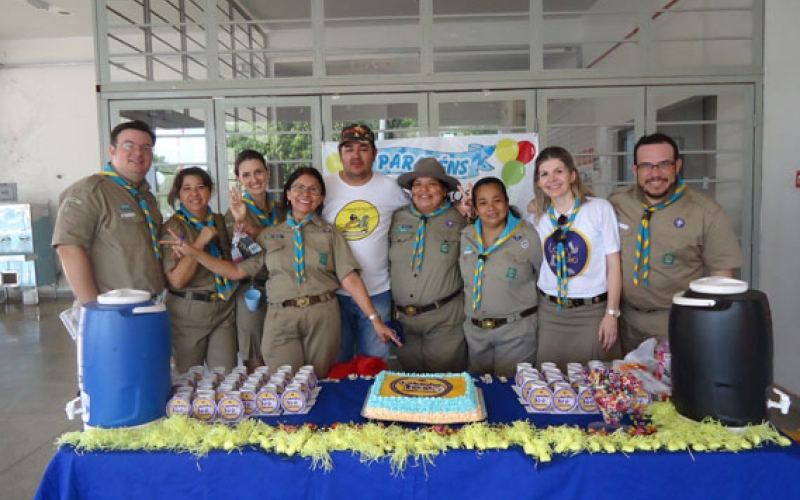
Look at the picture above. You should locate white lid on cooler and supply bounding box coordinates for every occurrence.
[688,276,749,295]
[97,289,152,305]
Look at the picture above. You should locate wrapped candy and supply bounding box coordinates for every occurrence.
[588,368,645,427]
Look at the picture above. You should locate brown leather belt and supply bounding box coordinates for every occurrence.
[169,289,223,302]
[395,289,461,316]
[470,306,538,330]
[541,290,607,309]
[273,292,334,308]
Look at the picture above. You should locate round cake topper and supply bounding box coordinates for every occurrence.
[390,377,454,398]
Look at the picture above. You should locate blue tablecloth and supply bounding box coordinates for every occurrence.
[35,379,800,500]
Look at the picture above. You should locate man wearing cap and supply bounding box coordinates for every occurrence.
[608,132,743,353]
[389,158,468,373]
[53,120,165,304]
[323,124,409,362]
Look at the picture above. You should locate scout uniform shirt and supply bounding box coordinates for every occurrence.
[161,214,234,294]
[52,174,165,296]
[238,215,360,302]
[459,221,543,318]
[609,185,744,312]
[389,205,466,306]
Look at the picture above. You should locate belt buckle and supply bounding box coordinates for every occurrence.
[295,296,310,308]
[404,305,418,316]
[209,293,221,302]
[480,318,495,329]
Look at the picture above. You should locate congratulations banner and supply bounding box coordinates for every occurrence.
[322,134,539,209]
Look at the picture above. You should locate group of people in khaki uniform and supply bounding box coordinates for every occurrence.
[52,119,742,378]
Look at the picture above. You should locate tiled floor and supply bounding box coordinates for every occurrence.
[2,296,798,500]
[0,297,81,500]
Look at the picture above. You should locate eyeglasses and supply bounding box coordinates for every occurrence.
[636,160,676,172]
[290,184,322,195]
[115,141,154,153]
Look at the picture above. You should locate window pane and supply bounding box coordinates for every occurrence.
[543,0,640,71]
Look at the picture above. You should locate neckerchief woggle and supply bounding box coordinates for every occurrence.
[409,202,452,273]
[174,205,234,300]
[100,163,161,260]
[472,213,525,310]
[286,211,316,284]
[242,191,278,227]
[549,199,581,309]
[634,177,687,286]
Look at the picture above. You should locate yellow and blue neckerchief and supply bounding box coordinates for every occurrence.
[634,177,687,286]
[101,163,161,260]
[286,211,316,284]
[472,213,525,310]
[409,202,452,273]
[549,200,581,309]
[174,205,233,300]
[242,191,278,227]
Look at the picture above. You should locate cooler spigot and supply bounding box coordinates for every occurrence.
[767,388,792,415]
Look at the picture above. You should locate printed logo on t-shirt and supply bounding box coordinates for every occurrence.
[334,200,380,241]
[543,229,590,279]
[674,218,686,229]
[663,253,675,265]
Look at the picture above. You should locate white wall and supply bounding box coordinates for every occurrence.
[761,1,800,395]
[0,36,100,292]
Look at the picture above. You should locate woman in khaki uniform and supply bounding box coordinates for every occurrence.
[225,150,285,372]
[164,168,400,377]
[459,177,542,378]
[389,158,467,373]
[162,167,237,373]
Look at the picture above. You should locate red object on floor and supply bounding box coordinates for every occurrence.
[327,355,387,379]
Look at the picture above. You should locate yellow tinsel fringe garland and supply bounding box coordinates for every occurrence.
[56,402,792,472]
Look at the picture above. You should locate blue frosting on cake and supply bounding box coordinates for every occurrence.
[365,371,479,415]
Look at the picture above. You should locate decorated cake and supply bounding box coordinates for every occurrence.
[362,371,485,423]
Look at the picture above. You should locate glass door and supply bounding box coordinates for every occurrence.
[647,84,756,281]
[214,97,321,212]
[537,88,645,199]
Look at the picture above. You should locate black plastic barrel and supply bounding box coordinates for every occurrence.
[669,279,773,426]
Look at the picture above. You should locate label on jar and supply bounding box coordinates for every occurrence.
[191,395,217,422]
[255,388,281,414]
[239,389,257,416]
[166,395,191,417]
[528,386,553,411]
[217,396,245,423]
[281,388,307,413]
[552,387,577,412]
[578,389,599,413]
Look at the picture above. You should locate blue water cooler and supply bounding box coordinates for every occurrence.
[75,289,172,428]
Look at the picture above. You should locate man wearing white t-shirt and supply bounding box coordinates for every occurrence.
[323,124,408,362]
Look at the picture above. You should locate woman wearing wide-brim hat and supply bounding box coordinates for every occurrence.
[389,157,468,372]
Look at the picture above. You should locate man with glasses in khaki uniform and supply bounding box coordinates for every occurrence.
[608,133,743,354]
[53,121,165,304]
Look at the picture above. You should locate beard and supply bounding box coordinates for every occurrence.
[640,176,676,203]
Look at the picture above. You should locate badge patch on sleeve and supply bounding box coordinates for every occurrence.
[506,267,517,279]
[319,252,329,265]
[663,253,675,265]
[440,242,450,254]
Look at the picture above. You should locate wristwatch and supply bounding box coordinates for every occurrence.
[606,309,621,318]
[368,313,381,321]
